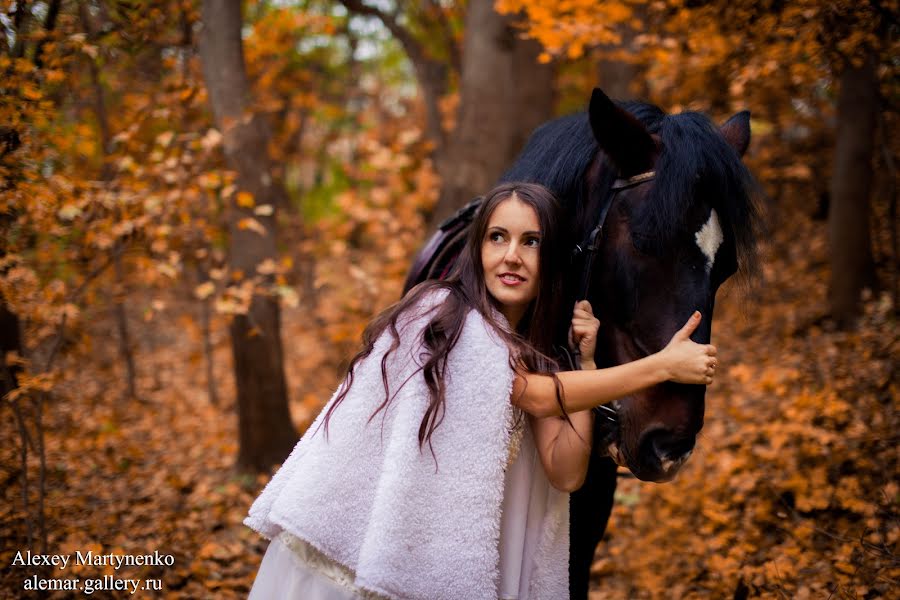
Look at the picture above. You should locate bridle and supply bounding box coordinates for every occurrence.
[568,169,655,431]
[572,170,656,301]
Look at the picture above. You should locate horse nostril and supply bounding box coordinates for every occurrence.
[639,429,696,465]
[651,433,695,461]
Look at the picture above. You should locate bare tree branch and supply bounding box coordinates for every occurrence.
[32,0,61,69]
[422,0,461,74]
[337,0,449,151]
[10,0,32,58]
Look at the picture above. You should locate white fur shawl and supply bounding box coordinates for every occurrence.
[244,289,569,599]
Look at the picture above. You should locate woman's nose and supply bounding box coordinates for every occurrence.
[503,245,522,265]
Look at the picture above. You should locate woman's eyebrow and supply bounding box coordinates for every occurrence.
[487,226,541,236]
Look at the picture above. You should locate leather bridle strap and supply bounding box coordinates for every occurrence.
[572,170,656,301]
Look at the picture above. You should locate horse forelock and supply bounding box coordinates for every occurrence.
[632,110,762,278]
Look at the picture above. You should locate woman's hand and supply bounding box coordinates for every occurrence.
[659,311,718,385]
[570,300,600,369]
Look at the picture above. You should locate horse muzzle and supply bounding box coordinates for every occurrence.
[593,396,699,482]
[627,427,696,482]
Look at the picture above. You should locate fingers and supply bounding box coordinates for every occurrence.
[673,311,702,341]
[571,301,600,364]
[571,324,594,346]
[703,355,719,385]
[571,300,600,333]
[574,300,593,313]
[663,321,721,385]
[572,303,594,321]
[570,311,595,330]
[571,323,591,336]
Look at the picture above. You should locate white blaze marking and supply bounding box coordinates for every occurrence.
[695,209,724,273]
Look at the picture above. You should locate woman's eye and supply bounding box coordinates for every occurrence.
[489,232,505,243]
[524,237,540,248]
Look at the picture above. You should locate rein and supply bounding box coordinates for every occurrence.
[572,170,656,301]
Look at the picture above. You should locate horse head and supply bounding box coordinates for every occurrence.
[581,89,758,482]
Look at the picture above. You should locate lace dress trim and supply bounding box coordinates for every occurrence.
[276,531,389,600]
[506,405,526,469]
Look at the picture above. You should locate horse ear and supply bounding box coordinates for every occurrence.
[588,88,656,176]
[720,110,751,157]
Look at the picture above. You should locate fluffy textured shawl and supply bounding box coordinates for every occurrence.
[244,289,569,599]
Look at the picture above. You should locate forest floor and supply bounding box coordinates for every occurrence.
[1,196,896,599]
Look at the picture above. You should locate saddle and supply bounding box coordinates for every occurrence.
[402,197,483,294]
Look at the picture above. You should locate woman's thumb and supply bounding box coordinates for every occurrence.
[675,311,702,340]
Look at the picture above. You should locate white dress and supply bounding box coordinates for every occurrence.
[247,420,554,600]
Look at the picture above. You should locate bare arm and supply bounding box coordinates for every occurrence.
[530,301,597,492]
[530,409,593,492]
[514,311,717,419]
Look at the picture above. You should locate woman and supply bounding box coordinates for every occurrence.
[244,182,717,599]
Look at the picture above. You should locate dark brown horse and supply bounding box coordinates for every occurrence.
[405,88,760,598]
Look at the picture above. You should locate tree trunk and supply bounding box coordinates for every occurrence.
[0,298,22,400]
[32,0,61,69]
[79,3,138,403]
[429,0,555,227]
[509,35,556,159]
[198,0,297,472]
[828,57,879,328]
[10,0,31,59]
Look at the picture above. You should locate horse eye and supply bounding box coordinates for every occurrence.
[630,233,655,255]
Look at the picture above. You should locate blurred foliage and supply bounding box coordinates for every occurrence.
[1,0,897,598]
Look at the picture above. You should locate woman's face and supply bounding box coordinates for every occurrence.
[481,196,541,328]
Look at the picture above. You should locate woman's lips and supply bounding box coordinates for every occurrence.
[499,273,526,286]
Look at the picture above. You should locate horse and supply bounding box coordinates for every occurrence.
[404,88,760,598]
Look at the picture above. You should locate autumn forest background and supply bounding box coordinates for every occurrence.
[1,0,898,598]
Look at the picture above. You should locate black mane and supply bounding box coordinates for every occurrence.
[499,112,597,213]
[500,101,761,277]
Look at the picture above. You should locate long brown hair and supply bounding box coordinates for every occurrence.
[321,182,570,455]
